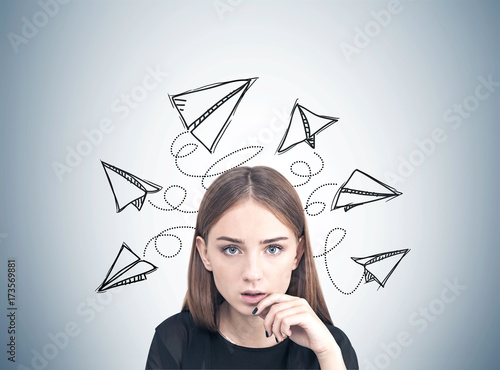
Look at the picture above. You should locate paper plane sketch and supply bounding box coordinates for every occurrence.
[352,249,409,289]
[97,242,157,293]
[276,100,338,154]
[331,169,402,212]
[101,161,162,213]
[170,78,257,153]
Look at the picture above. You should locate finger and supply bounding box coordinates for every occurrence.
[271,306,308,342]
[261,297,310,337]
[279,312,308,341]
[254,293,298,318]
[262,298,301,336]
[261,296,310,322]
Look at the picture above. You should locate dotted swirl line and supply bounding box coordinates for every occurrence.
[170,131,207,179]
[148,185,198,214]
[290,152,324,187]
[313,228,364,295]
[170,133,263,189]
[313,227,346,258]
[325,267,364,296]
[304,183,337,216]
[201,146,263,189]
[143,226,195,258]
[170,131,195,158]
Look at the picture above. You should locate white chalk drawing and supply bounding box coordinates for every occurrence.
[352,249,410,289]
[170,78,257,153]
[102,161,162,213]
[94,76,408,295]
[143,226,196,259]
[332,169,402,212]
[97,242,158,292]
[276,100,338,154]
[289,152,325,188]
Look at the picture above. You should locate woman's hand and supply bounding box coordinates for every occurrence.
[253,293,346,368]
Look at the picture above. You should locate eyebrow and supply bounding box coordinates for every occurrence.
[216,236,289,244]
[216,236,243,244]
[261,237,289,244]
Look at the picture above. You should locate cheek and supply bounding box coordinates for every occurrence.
[268,260,295,289]
[211,265,239,301]
[210,259,236,284]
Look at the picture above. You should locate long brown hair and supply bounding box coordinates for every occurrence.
[182,166,332,331]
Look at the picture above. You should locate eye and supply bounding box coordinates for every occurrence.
[223,246,240,255]
[266,245,283,255]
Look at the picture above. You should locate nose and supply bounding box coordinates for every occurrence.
[242,252,263,282]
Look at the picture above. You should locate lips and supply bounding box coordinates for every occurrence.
[241,291,265,305]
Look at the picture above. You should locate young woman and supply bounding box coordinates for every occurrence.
[146,166,358,369]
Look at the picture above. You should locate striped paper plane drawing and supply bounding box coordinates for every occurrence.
[332,169,402,212]
[102,161,162,213]
[276,100,338,154]
[97,242,157,292]
[352,249,410,289]
[170,78,257,153]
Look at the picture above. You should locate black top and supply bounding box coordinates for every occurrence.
[145,311,358,370]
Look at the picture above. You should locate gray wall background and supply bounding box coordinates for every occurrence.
[1,1,499,369]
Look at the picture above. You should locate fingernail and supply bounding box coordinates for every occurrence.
[265,330,269,338]
[252,307,258,315]
[275,337,279,343]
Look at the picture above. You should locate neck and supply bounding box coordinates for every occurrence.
[218,301,278,348]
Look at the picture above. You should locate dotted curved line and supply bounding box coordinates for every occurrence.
[325,266,364,296]
[172,141,264,187]
[164,185,198,212]
[174,145,207,179]
[143,226,196,258]
[148,185,198,214]
[290,161,311,187]
[170,131,211,179]
[309,152,325,177]
[170,131,195,158]
[313,228,364,295]
[292,152,324,178]
[290,152,325,187]
[176,143,198,159]
[154,234,182,258]
[313,227,346,258]
[304,183,337,216]
[201,146,264,189]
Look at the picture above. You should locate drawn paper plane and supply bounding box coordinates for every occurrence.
[331,169,401,212]
[276,100,338,154]
[352,249,409,289]
[97,242,157,292]
[170,78,257,153]
[101,161,162,213]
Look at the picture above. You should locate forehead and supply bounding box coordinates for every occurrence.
[208,200,295,239]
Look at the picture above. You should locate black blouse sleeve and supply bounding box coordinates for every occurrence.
[327,324,359,370]
[145,329,180,369]
[145,313,191,370]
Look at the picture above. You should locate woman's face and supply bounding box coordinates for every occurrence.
[197,199,304,316]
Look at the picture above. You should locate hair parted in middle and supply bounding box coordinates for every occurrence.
[182,166,332,331]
